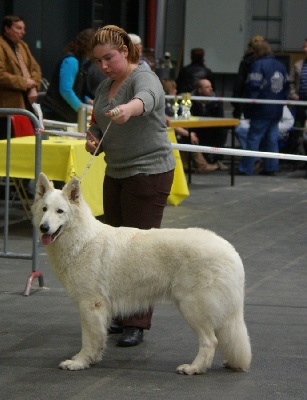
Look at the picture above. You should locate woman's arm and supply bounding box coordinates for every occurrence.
[105,98,144,123]
[59,56,83,111]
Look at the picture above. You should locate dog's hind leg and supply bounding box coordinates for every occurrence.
[176,302,218,375]
[59,299,110,371]
[216,312,251,372]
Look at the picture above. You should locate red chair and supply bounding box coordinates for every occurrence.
[10,114,35,137]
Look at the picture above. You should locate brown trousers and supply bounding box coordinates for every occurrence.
[103,170,174,329]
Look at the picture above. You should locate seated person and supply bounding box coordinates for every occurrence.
[191,79,229,170]
[161,79,218,173]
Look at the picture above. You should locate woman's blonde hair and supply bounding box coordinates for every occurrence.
[253,40,273,59]
[92,25,139,63]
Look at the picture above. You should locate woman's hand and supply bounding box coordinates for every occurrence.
[28,87,38,104]
[105,99,144,124]
[105,105,131,124]
[85,131,99,153]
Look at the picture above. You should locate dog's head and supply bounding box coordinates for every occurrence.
[31,172,81,246]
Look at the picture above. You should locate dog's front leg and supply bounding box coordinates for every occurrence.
[59,299,110,371]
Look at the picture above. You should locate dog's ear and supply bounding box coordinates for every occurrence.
[34,172,54,200]
[63,176,81,204]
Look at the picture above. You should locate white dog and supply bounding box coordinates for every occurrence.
[32,172,251,375]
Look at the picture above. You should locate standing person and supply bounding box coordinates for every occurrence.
[239,41,289,176]
[176,48,213,94]
[289,38,307,129]
[128,33,152,69]
[83,59,106,98]
[232,35,264,119]
[191,79,228,170]
[0,15,42,138]
[235,105,294,150]
[85,25,175,347]
[42,29,96,123]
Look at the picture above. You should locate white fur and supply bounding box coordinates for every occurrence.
[32,172,252,375]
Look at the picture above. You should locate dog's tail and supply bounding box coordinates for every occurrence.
[216,312,252,371]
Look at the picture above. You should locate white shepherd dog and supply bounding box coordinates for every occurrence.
[32,172,251,375]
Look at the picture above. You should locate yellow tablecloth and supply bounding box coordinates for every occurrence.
[0,130,189,215]
[169,116,240,129]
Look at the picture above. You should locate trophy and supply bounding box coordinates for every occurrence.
[172,96,180,119]
[181,93,187,119]
[181,93,192,119]
[185,93,192,119]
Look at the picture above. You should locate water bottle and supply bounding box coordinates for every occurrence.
[78,104,87,133]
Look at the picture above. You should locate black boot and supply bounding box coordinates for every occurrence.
[116,327,144,347]
[108,319,123,334]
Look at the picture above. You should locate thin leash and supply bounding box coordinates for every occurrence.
[79,119,112,183]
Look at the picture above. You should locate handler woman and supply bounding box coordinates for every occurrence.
[85,25,175,347]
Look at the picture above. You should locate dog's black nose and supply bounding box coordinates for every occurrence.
[40,223,49,234]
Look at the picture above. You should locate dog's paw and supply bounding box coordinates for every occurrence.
[176,363,205,375]
[59,359,90,371]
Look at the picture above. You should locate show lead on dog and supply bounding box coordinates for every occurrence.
[85,25,175,347]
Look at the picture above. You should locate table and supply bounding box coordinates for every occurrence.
[0,132,189,216]
[169,116,240,185]
[168,116,240,129]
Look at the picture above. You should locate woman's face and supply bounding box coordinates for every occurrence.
[93,43,128,80]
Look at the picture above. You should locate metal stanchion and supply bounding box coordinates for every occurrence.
[0,108,44,295]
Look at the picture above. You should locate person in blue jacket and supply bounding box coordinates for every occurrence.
[239,40,289,176]
[42,28,103,122]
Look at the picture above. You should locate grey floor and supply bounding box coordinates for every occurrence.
[0,164,306,400]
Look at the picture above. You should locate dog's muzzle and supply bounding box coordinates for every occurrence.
[40,223,62,245]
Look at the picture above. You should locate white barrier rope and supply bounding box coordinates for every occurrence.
[171,143,307,161]
[43,119,78,129]
[31,103,307,163]
[40,130,86,139]
[165,95,307,106]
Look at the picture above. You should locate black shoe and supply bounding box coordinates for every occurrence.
[116,327,144,347]
[108,319,123,334]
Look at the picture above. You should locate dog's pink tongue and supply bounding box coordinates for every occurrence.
[41,234,52,246]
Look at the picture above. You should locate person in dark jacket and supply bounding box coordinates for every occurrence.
[232,35,264,118]
[176,48,213,94]
[239,41,289,176]
[42,29,96,123]
[191,79,228,170]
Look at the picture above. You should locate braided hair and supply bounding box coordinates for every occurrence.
[91,25,139,64]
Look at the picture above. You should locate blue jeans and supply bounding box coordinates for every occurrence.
[235,125,248,149]
[239,119,280,175]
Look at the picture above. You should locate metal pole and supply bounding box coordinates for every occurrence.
[155,0,167,63]
[0,108,44,295]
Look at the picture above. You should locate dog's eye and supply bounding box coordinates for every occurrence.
[57,209,64,214]
[42,206,47,212]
